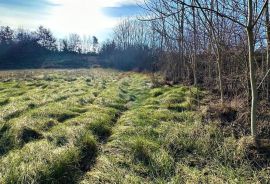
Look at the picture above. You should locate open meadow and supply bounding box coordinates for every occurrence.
[0,69,269,184]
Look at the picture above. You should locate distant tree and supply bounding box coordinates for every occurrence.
[35,26,57,51]
[68,33,82,53]
[100,40,116,56]
[59,39,69,53]
[16,28,33,43]
[92,36,99,53]
[0,26,14,45]
[81,35,93,54]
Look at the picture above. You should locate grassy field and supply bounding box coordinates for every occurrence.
[0,69,269,184]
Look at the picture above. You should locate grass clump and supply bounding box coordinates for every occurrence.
[89,121,112,140]
[0,130,98,183]
[0,140,81,184]
[3,110,24,121]
[31,105,79,123]
[27,102,38,109]
[47,124,88,146]
[0,98,9,106]
[17,127,43,144]
[130,137,175,179]
[131,137,158,164]
[42,119,58,130]
[55,112,78,122]
[0,123,13,155]
[77,133,98,171]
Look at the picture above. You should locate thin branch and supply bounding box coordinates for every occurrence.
[257,68,270,89]
[252,0,268,28]
[139,0,246,27]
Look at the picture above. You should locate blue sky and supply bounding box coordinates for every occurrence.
[0,0,144,41]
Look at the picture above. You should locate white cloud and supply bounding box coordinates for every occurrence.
[44,0,144,39]
[52,0,143,7]
[44,0,118,38]
[98,0,144,7]
[0,0,144,40]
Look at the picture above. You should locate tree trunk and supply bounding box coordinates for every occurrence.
[247,0,258,138]
[217,51,224,103]
[246,53,251,105]
[247,28,258,138]
[180,1,185,81]
[266,1,270,101]
[192,3,197,86]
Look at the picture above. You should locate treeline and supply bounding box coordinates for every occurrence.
[0,26,99,69]
[101,0,270,140]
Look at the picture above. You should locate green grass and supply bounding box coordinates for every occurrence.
[79,77,270,184]
[0,69,269,184]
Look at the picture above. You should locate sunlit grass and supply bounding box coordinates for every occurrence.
[0,69,269,184]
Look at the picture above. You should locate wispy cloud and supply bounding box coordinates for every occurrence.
[0,0,58,11]
[102,4,142,17]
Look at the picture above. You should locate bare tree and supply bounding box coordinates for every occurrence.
[68,33,82,53]
[141,0,268,139]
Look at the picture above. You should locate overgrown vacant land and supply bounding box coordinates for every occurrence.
[0,69,269,183]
